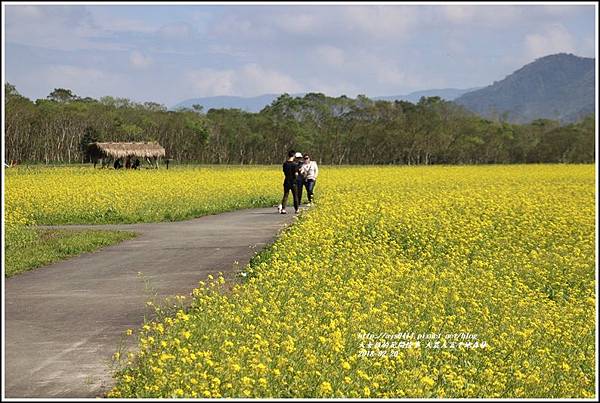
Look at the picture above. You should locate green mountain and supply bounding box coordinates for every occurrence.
[454,53,595,123]
[373,87,481,103]
[172,87,478,113]
[173,94,293,113]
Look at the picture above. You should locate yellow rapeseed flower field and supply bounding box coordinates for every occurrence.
[105,164,594,398]
[3,165,282,273]
[5,165,282,226]
[4,164,596,397]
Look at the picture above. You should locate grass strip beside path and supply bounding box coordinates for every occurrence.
[5,229,137,277]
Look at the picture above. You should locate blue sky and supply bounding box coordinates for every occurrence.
[3,3,597,107]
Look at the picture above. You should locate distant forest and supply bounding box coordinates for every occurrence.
[4,83,595,165]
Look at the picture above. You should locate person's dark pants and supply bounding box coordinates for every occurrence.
[305,179,316,203]
[281,181,299,212]
[296,177,305,204]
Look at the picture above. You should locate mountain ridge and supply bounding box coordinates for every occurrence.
[172,88,480,112]
[454,53,595,123]
[174,53,595,123]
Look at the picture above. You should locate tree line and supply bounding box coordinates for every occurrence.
[4,83,595,165]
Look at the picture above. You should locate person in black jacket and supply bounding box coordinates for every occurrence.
[278,150,300,214]
[294,152,305,205]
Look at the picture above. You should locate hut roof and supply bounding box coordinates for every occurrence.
[88,142,166,159]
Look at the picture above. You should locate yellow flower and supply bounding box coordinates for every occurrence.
[24,166,591,399]
[421,376,435,388]
[319,381,333,395]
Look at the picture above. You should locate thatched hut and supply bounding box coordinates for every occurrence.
[87,142,166,169]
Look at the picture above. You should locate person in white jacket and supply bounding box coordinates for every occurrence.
[299,153,318,206]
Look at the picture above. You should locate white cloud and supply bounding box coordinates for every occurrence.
[580,37,596,58]
[210,13,274,40]
[8,5,43,19]
[5,5,129,51]
[5,4,595,105]
[129,50,152,69]
[40,65,127,98]
[210,5,421,45]
[48,65,105,81]
[32,64,173,104]
[540,5,586,17]
[441,5,476,23]
[186,64,302,97]
[370,58,445,91]
[207,43,250,58]
[187,69,235,96]
[240,64,301,94]
[314,45,345,67]
[446,38,468,56]
[94,17,155,34]
[341,6,419,38]
[315,48,445,93]
[440,5,521,27]
[158,22,193,39]
[524,23,576,59]
[275,13,319,34]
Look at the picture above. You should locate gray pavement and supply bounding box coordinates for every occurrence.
[4,207,295,398]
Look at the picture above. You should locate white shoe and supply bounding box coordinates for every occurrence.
[277,204,282,213]
[281,209,287,214]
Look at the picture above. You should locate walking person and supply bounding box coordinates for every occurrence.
[278,150,300,214]
[299,153,318,206]
[294,152,305,205]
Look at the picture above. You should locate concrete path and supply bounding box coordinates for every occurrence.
[4,207,295,398]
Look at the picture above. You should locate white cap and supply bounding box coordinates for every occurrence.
[294,152,303,158]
